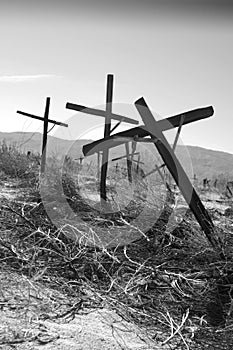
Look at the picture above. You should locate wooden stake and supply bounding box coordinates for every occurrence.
[125,142,132,183]
[97,151,101,180]
[100,74,114,207]
[136,154,140,174]
[41,97,50,174]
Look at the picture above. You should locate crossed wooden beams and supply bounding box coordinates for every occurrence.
[66,74,139,207]
[82,100,224,259]
[82,106,214,156]
[17,97,68,173]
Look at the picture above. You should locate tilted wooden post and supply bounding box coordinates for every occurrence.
[135,97,224,260]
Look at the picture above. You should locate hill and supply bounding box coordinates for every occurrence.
[0,131,233,181]
[178,145,233,180]
[0,131,88,158]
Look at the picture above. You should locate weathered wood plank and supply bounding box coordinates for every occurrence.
[17,110,68,127]
[83,106,214,156]
[66,103,138,125]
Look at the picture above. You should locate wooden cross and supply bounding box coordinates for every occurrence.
[75,155,84,165]
[111,152,140,163]
[83,105,213,193]
[134,97,224,259]
[66,74,139,207]
[17,97,68,173]
[111,149,140,183]
[111,148,144,183]
[114,163,119,173]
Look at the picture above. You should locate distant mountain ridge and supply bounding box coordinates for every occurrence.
[0,131,88,158]
[0,131,233,180]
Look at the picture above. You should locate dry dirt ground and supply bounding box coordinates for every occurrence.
[1,180,233,350]
[0,271,159,350]
[0,181,162,350]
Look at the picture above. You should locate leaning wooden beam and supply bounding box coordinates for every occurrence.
[134,97,224,260]
[66,103,139,125]
[144,115,184,179]
[83,106,214,156]
[111,152,139,162]
[17,110,68,127]
[110,121,121,134]
[144,163,166,178]
[172,115,184,151]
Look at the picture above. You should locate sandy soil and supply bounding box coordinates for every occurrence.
[0,180,162,349]
[1,179,232,350]
[0,271,159,350]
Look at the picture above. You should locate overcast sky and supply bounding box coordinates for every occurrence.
[0,0,233,153]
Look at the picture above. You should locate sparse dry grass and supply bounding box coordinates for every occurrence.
[0,148,233,349]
